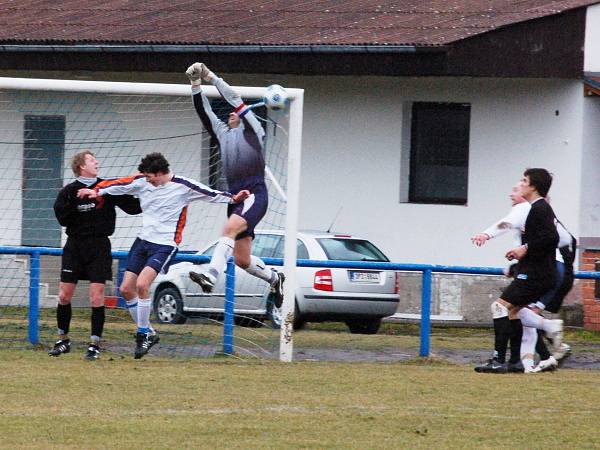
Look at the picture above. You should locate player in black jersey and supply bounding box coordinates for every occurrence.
[496,168,564,371]
[50,150,141,360]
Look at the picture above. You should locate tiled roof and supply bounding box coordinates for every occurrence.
[0,0,598,46]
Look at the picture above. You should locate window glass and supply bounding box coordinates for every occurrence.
[316,239,389,262]
[409,102,470,205]
[297,240,309,259]
[252,234,283,258]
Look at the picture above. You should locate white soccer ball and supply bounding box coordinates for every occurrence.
[262,84,289,111]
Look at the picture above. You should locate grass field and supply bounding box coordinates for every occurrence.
[3,323,600,449]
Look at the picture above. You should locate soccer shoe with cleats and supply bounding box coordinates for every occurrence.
[553,343,572,367]
[271,271,285,308]
[545,319,564,352]
[474,358,507,373]
[530,356,558,373]
[48,339,71,357]
[147,331,160,350]
[507,360,525,373]
[85,343,100,361]
[134,332,151,359]
[189,271,215,293]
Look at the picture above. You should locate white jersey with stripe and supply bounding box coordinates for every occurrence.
[97,174,232,247]
[481,200,573,263]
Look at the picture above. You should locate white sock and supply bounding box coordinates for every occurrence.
[207,237,234,281]
[517,308,544,329]
[137,298,152,332]
[521,326,537,370]
[245,255,277,284]
[125,298,138,324]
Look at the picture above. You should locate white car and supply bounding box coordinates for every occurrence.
[150,230,399,334]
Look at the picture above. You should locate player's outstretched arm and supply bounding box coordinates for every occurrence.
[187,63,228,141]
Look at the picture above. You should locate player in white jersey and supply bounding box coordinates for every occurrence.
[471,186,528,372]
[78,152,248,358]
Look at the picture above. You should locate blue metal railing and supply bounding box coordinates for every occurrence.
[3,245,600,358]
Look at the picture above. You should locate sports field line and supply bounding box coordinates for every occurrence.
[3,404,598,419]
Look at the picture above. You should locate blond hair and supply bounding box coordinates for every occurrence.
[71,150,95,176]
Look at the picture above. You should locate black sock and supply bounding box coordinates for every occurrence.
[508,319,523,364]
[493,316,510,363]
[91,306,105,340]
[57,303,72,336]
[536,330,551,360]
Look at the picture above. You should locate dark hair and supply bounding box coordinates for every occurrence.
[138,152,170,174]
[524,168,553,197]
[71,150,95,176]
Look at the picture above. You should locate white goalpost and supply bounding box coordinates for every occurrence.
[0,76,303,362]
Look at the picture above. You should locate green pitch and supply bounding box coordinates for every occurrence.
[2,346,600,449]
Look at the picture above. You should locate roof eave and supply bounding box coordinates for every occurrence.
[0,43,448,54]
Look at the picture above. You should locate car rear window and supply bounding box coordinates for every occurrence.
[316,238,389,262]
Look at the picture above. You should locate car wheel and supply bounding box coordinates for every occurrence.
[267,295,304,330]
[346,318,381,334]
[153,287,187,324]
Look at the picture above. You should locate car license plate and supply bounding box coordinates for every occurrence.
[349,271,380,283]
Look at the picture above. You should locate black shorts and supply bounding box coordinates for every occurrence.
[501,276,555,307]
[227,181,268,241]
[61,236,112,284]
[545,264,575,313]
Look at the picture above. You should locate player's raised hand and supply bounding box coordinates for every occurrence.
[186,63,214,86]
[185,63,203,86]
[231,190,250,203]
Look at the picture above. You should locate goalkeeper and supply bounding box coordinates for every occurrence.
[185,62,285,307]
[51,150,141,361]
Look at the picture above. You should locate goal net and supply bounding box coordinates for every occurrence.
[0,77,302,362]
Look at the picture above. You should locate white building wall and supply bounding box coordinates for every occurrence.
[274,75,584,268]
[585,3,600,73]
[0,90,23,246]
[581,96,600,237]
[0,73,587,270]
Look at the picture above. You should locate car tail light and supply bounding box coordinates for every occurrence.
[394,272,401,294]
[314,269,333,291]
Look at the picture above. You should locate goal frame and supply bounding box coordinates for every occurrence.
[0,76,303,362]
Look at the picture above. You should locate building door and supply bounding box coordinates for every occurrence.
[22,115,65,247]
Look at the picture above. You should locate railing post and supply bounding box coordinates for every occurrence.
[223,257,235,355]
[419,269,432,357]
[28,251,41,345]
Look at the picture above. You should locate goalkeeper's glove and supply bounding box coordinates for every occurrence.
[185,62,215,86]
